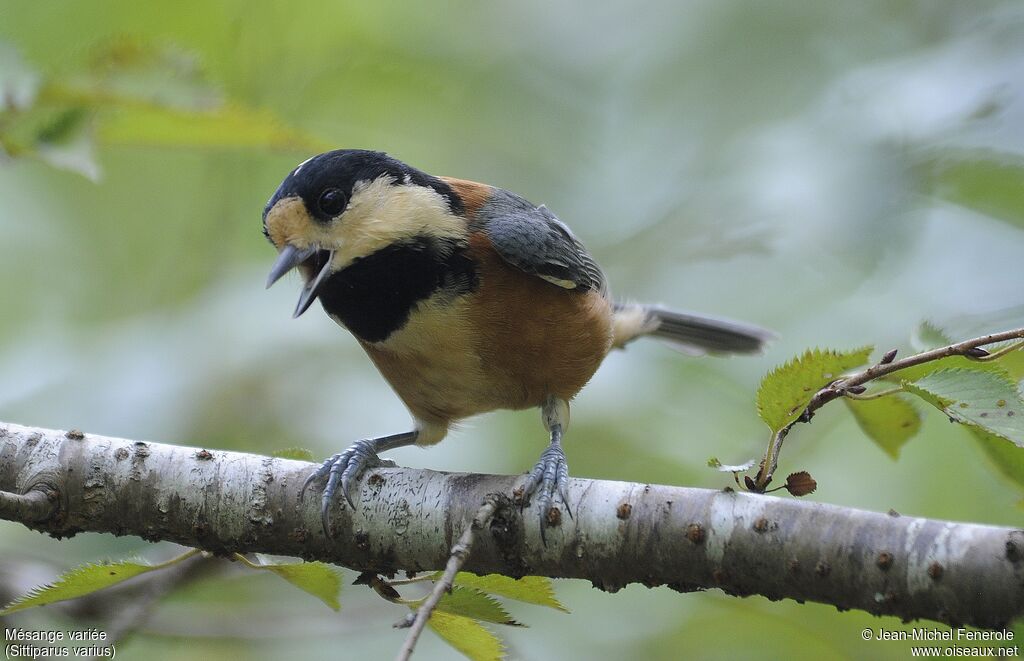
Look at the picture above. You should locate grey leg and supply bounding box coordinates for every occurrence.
[521,397,572,542]
[302,430,418,535]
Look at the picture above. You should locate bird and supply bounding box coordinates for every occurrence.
[262,149,771,537]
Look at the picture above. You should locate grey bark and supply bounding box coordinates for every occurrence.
[0,421,1021,630]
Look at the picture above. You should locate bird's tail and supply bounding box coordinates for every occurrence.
[611,303,773,355]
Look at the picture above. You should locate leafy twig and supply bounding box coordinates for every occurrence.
[753,327,1024,490]
[396,496,499,661]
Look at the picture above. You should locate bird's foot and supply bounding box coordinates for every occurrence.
[302,440,385,535]
[521,443,572,543]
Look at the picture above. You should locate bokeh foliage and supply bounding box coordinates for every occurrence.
[3,1,1024,659]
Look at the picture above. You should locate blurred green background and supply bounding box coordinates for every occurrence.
[2,1,1024,659]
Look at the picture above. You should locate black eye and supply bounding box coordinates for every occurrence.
[316,188,348,217]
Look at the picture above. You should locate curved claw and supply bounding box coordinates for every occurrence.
[522,444,571,544]
[303,441,382,537]
[300,454,338,502]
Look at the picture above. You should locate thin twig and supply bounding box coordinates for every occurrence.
[968,340,1024,362]
[395,496,499,661]
[753,327,1024,490]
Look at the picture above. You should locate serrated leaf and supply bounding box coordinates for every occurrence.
[428,610,505,661]
[912,320,952,352]
[908,319,1024,379]
[434,587,521,626]
[892,318,1024,381]
[845,395,922,459]
[886,355,1011,384]
[246,557,341,611]
[271,447,314,461]
[446,573,568,612]
[971,428,1024,493]
[757,347,873,431]
[784,471,817,496]
[904,368,1024,447]
[0,560,156,615]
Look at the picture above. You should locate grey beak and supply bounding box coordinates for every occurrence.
[266,244,318,289]
[293,250,335,318]
[266,245,336,319]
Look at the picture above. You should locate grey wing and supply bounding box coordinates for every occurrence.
[478,188,606,294]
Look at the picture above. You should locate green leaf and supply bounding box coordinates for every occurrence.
[97,104,327,152]
[271,447,314,461]
[904,368,1024,447]
[971,428,1024,493]
[844,395,922,459]
[997,345,1024,381]
[885,354,1011,384]
[1,38,326,174]
[0,559,156,615]
[447,573,568,612]
[906,319,1024,380]
[427,610,505,661]
[76,38,222,112]
[247,556,341,611]
[888,321,1024,382]
[435,587,521,626]
[911,320,951,352]
[756,347,873,431]
[918,148,1024,229]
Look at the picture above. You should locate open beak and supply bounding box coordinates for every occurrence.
[266,244,336,318]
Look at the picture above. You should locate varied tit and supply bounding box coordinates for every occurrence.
[263,149,771,536]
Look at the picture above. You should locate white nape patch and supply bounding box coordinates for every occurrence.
[291,155,316,177]
[328,175,467,270]
[403,173,411,184]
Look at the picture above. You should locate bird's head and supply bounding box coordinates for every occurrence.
[262,149,466,317]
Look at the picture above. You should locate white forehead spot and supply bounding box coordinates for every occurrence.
[292,155,316,177]
[403,173,411,184]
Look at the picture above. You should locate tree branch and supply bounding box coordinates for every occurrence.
[754,328,1024,490]
[0,421,1021,630]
